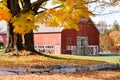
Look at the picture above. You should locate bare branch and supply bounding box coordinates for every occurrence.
[31,0,48,14]
[85,0,99,4]
[37,5,61,14]
[20,0,24,9]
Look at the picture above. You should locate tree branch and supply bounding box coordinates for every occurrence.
[31,0,48,14]
[20,0,24,9]
[37,5,61,14]
[85,0,99,4]
[21,0,48,14]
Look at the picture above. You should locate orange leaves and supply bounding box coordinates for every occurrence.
[46,8,55,14]
[109,30,120,45]
[63,0,75,10]
[100,25,120,51]
[0,1,12,21]
[0,8,11,21]
[0,9,4,20]
[100,34,114,51]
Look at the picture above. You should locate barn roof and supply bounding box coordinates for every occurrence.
[34,24,64,33]
[0,26,7,34]
[0,20,7,34]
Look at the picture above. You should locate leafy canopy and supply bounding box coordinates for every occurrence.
[11,11,38,34]
[36,0,93,30]
[0,0,120,34]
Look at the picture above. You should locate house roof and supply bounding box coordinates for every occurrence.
[0,26,7,34]
[34,24,64,33]
[0,20,7,34]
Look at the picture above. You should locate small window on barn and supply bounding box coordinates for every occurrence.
[38,46,44,48]
[66,46,72,50]
[66,46,76,50]
[45,46,54,49]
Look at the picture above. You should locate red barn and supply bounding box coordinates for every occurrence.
[0,19,99,55]
[0,29,7,48]
[34,19,99,55]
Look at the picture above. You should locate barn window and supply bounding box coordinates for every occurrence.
[66,46,76,50]
[45,46,54,49]
[38,46,44,48]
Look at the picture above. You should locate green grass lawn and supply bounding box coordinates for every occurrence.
[43,53,120,64]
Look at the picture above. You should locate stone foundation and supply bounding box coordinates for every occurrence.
[0,63,119,76]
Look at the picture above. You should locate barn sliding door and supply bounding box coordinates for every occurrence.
[76,37,88,55]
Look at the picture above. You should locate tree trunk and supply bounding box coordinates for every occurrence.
[4,23,14,52]
[4,23,23,53]
[5,0,36,53]
[24,31,35,52]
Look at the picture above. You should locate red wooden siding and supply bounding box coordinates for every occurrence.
[61,29,77,54]
[77,20,99,46]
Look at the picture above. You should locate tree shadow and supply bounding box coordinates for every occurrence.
[98,53,120,56]
[38,53,71,60]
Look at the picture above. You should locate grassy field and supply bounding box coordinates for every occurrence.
[46,54,120,64]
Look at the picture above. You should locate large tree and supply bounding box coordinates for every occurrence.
[0,0,119,53]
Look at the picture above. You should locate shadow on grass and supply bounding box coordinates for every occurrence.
[39,53,71,60]
[97,53,120,56]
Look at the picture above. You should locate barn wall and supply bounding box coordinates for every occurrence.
[0,34,7,47]
[61,29,77,54]
[61,20,99,55]
[34,32,62,54]
[77,20,99,46]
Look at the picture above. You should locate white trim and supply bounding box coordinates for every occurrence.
[88,45,98,55]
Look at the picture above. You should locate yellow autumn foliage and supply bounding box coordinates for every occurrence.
[0,0,12,21]
[42,0,92,30]
[11,11,38,34]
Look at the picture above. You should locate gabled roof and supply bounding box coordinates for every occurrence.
[0,20,7,34]
[34,24,64,33]
[0,26,7,34]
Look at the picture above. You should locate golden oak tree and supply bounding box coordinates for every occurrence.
[0,0,120,53]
